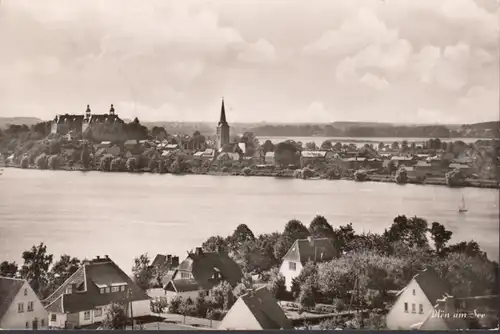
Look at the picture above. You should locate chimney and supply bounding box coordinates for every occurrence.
[96,255,100,260]
[104,255,109,260]
[307,236,314,243]
[195,247,203,256]
[71,283,77,292]
[172,256,179,268]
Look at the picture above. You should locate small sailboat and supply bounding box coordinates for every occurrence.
[458,195,468,213]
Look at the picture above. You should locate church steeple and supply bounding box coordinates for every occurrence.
[219,97,227,125]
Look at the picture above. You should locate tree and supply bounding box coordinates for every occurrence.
[383,215,429,249]
[429,222,453,255]
[102,302,127,329]
[48,155,60,170]
[309,215,334,239]
[168,295,182,314]
[273,234,295,264]
[274,141,299,166]
[298,277,317,309]
[110,157,124,172]
[394,167,408,184]
[202,236,228,253]
[332,223,357,254]
[131,253,153,290]
[333,142,343,151]
[283,219,310,240]
[35,153,48,169]
[20,243,53,295]
[261,140,275,154]
[378,142,385,151]
[320,140,333,151]
[148,159,158,172]
[81,144,90,168]
[267,270,287,300]
[444,241,486,258]
[46,255,80,296]
[150,297,168,316]
[445,169,466,187]
[391,141,400,150]
[210,281,235,310]
[305,141,318,150]
[0,261,18,277]
[230,224,256,247]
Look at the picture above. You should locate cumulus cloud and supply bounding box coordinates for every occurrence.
[0,0,498,123]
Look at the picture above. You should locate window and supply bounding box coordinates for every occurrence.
[66,286,72,294]
[24,288,28,296]
[25,322,29,329]
[94,308,103,317]
[84,311,90,320]
[105,287,110,293]
[120,285,126,292]
[181,272,190,279]
[412,289,416,295]
[18,302,24,313]
[111,286,119,292]
[41,319,45,327]
[100,288,104,294]
[27,301,34,312]
[289,262,296,271]
[411,303,416,313]
[404,302,408,313]
[51,314,57,322]
[419,304,424,314]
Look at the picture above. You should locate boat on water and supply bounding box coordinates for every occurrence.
[458,195,468,213]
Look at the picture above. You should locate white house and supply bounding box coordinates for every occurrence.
[386,268,449,330]
[0,276,49,330]
[43,255,150,329]
[279,237,337,291]
[219,286,293,330]
[164,247,243,303]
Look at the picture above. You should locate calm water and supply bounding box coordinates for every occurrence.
[258,136,490,147]
[0,168,498,273]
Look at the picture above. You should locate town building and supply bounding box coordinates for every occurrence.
[0,276,48,330]
[386,268,450,330]
[216,98,230,151]
[43,255,150,329]
[279,237,337,291]
[300,151,334,168]
[164,247,243,303]
[218,287,293,330]
[265,152,276,165]
[51,104,124,136]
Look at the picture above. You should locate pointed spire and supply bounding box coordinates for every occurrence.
[219,97,227,125]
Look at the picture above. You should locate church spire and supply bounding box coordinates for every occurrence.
[219,97,227,125]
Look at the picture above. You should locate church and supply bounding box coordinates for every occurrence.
[216,97,230,151]
[51,104,124,135]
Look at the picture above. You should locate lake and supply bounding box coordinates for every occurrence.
[0,168,498,273]
[257,136,490,148]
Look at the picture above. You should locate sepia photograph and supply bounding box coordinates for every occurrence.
[0,0,498,331]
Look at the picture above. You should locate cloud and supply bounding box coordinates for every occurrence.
[237,39,277,63]
[360,73,390,90]
[0,0,498,123]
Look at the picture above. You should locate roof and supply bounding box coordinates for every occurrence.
[238,143,246,154]
[413,268,449,305]
[165,279,203,293]
[55,115,84,124]
[151,254,167,268]
[391,156,414,161]
[44,257,149,314]
[301,151,327,158]
[0,277,25,321]
[88,114,123,124]
[124,140,138,145]
[449,163,470,169]
[415,161,432,167]
[171,249,243,291]
[343,157,367,162]
[282,237,337,264]
[234,287,292,330]
[265,152,275,158]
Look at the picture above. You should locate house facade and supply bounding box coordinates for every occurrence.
[43,255,150,329]
[386,268,449,330]
[279,237,337,291]
[164,247,243,303]
[219,287,293,330]
[0,277,49,330]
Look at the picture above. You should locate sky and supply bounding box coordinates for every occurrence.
[0,0,498,124]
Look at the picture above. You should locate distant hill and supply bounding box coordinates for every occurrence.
[0,117,44,129]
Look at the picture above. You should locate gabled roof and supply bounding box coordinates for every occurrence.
[282,237,337,264]
[44,257,149,314]
[413,268,449,305]
[56,115,84,124]
[173,249,243,290]
[0,277,25,321]
[237,287,292,330]
[165,279,203,293]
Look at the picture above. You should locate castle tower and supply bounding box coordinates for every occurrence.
[85,104,91,120]
[109,104,115,116]
[216,97,230,151]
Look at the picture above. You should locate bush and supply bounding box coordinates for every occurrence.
[325,168,341,180]
[302,167,314,179]
[35,153,49,169]
[168,296,182,314]
[110,158,124,172]
[206,309,226,321]
[445,169,466,187]
[242,167,252,176]
[332,298,346,312]
[395,167,408,184]
[148,159,158,172]
[354,170,368,182]
[221,166,230,173]
[99,156,112,172]
[319,316,344,330]
[126,157,137,172]
[20,156,29,168]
